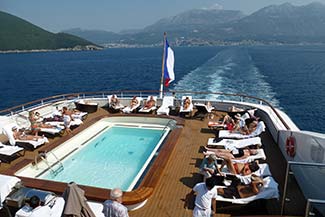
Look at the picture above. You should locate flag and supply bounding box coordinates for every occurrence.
[163,39,175,87]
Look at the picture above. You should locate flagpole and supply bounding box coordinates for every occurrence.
[159,32,167,99]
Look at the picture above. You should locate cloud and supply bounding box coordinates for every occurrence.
[202,3,224,10]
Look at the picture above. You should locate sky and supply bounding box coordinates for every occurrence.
[1,0,325,33]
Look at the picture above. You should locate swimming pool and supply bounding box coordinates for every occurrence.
[15,117,174,191]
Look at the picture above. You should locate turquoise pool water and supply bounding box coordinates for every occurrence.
[39,126,166,190]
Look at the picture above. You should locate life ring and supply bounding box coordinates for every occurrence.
[286,136,296,157]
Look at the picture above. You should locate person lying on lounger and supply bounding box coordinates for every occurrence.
[12,126,44,141]
[218,157,260,176]
[217,174,264,198]
[204,147,258,160]
[142,96,156,110]
[29,111,57,136]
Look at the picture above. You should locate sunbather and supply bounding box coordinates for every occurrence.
[62,107,74,134]
[29,111,56,136]
[110,95,124,109]
[130,96,138,109]
[142,96,156,110]
[217,174,264,198]
[183,97,191,110]
[218,157,260,176]
[204,147,258,160]
[12,126,44,141]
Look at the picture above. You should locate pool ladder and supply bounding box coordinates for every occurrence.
[34,151,64,176]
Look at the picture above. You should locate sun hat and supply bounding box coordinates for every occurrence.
[208,154,217,161]
[234,113,242,119]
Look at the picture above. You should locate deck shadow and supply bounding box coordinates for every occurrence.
[180,172,202,188]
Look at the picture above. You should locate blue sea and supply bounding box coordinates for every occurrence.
[0,46,324,133]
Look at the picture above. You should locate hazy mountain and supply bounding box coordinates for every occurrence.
[0,11,98,51]
[228,2,325,42]
[62,28,122,44]
[63,2,325,46]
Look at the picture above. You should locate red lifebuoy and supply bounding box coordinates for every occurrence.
[286,136,296,157]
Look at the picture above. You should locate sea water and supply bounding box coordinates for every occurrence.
[0,46,325,133]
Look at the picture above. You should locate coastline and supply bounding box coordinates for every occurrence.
[0,45,103,54]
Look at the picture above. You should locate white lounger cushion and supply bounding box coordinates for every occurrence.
[207,137,262,149]
[0,143,23,156]
[15,137,49,149]
[157,96,174,115]
[218,121,266,139]
[40,125,64,135]
[0,174,21,206]
[215,176,279,204]
[194,103,214,113]
[15,198,104,217]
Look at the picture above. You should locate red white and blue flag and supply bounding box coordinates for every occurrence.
[163,39,175,87]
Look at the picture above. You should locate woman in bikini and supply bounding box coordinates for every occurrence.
[143,96,156,110]
[218,156,260,176]
[183,97,191,110]
[29,111,57,136]
[130,96,138,109]
[12,127,44,141]
[217,174,264,198]
[204,147,258,160]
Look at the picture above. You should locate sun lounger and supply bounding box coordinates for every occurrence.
[215,176,279,204]
[218,121,266,139]
[138,96,157,113]
[179,96,193,117]
[207,137,262,149]
[0,142,24,163]
[2,125,49,150]
[0,174,21,209]
[204,149,266,163]
[157,96,174,115]
[107,95,124,113]
[193,103,214,120]
[122,97,143,113]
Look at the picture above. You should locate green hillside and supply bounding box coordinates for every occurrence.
[0,11,97,51]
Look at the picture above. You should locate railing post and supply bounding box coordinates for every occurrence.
[305,199,311,217]
[281,161,291,215]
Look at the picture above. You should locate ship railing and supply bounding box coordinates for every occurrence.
[281,161,325,217]
[0,90,291,130]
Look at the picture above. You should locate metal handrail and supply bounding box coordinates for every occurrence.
[281,161,325,216]
[0,90,291,130]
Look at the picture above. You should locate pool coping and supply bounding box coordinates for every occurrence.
[3,113,185,206]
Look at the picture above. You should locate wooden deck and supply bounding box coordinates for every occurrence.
[0,108,288,217]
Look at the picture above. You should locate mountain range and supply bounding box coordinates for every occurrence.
[64,2,325,46]
[0,11,99,51]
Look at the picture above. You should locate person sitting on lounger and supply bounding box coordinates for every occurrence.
[62,107,74,134]
[12,127,44,141]
[142,96,156,110]
[130,96,138,109]
[29,111,56,136]
[204,147,258,160]
[239,118,258,135]
[110,95,123,109]
[217,174,264,198]
[183,97,191,110]
[218,157,260,176]
[199,154,218,181]
[28,195,52,217]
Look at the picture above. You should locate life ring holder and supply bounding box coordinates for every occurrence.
[285,134,296,158]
